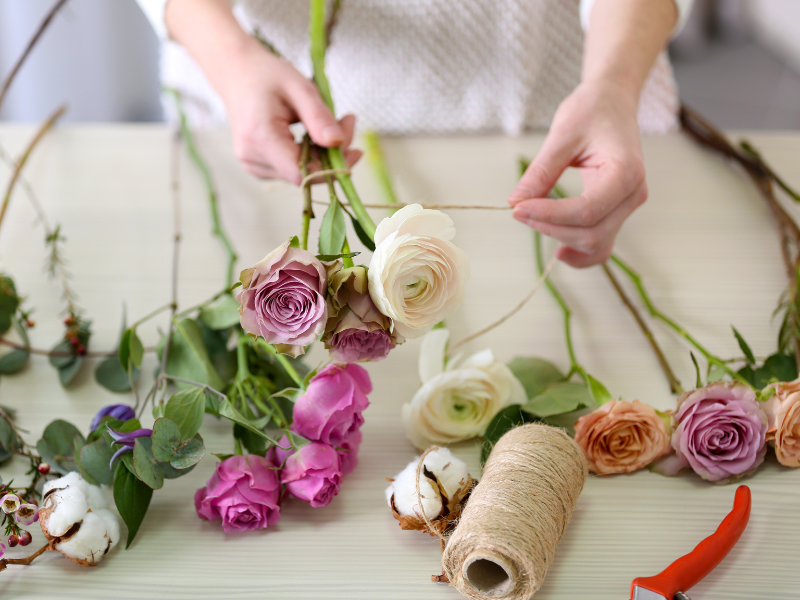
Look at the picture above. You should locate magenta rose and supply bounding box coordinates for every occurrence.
[237,239,328,357]
[280,442,342,508]
[337,430,362,476]
[670,382,767,483]
[290,363,371,447]
[194,454,281,533]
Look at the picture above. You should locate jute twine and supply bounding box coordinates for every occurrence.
[441,424,588,600]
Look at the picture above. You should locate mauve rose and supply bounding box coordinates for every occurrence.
[290,363,371,447]
[574,400,671,475]
[194,455,281,533]
[322,264,398,362]
[671,383,767,483]
[766,378,800,467]
[237,239,328,358]
[280,442,342,508]
[337,430,362,476]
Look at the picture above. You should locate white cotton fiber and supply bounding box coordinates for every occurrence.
[56,511,114,565]
[421,447,471,500]
[387,458,443,519]
[42,481,89,537]
[94,508,120,550]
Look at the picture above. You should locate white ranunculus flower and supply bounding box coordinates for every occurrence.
[368,204,470,340]
[402,329,526,449]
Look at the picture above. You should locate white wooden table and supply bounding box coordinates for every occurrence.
[0,124,798,599]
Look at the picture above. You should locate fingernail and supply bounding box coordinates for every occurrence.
[507,186,535,205]
[322,125,343,144]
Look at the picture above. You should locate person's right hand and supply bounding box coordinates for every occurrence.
[220,44,362,185]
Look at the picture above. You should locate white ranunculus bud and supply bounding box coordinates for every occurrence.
[368,204,470,340]
[39,472,119,567]
[402,329,526,449]
[385,447,475,535]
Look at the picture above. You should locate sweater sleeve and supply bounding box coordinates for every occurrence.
[136,0,169,39]
[579,0,695,38]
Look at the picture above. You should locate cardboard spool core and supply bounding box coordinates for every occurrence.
[463,552,516,597]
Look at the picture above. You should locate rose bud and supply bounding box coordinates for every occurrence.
[385,447,475,536]
[15,503,39,526]
[1,493,20,514]
[322,264,399,362]
[278,442,343,508]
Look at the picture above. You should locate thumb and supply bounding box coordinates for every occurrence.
[509,133,577,205]
[286,79,344,148]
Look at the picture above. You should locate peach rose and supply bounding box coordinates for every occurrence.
[574,400,671,475]
[766,378,800,467]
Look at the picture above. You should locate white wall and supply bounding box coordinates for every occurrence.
[0,0,163,122]
[747,0,800,73]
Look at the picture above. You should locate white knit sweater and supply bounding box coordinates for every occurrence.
[139,0,692,134]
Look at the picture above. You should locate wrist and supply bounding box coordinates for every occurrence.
[578,76,640,110]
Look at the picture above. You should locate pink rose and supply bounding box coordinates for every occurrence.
[290,363,371,447]
[671,383,767,483]
[574,400,671,475]
[237,240,328,357]
[337,430,362,476]
[766,378,800,467]
[280,442,342,508]
[194,454,281,533]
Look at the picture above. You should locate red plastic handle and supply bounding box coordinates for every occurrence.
[631,485,751,599]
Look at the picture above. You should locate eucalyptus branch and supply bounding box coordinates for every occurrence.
[0,0,69,110]
[309,0,376,240]
[0,104,67,237]
[609,254,750,386]
[602,264,684,394]
[168,88,237,287]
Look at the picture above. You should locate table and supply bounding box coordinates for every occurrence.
[0,124,798,599]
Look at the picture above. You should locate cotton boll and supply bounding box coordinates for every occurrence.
[41,483,89,537]
[421,448,471,501]
[55,511,115,566]
[93,509,120,549]
[75,478,108,512]
[388,458,443,519]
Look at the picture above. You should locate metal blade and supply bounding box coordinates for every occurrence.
[632,587,669,600]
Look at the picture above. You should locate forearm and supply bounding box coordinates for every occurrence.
[582,0,677,101]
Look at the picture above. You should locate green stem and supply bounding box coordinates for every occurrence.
[610,254,751,386]
[342,238,354,268]
[363,129,400,207]
[132,303,173,329]
[299,135,313,251]
[534,231,585,383]
[308,0,376,240]
[236,334,251,379]
[173,288,228,321]
[234,437,243,455]
[256,339,305,388]
[168,88,238,287]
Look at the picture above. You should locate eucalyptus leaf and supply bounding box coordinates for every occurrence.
[133,437,164,490]
[95,354,134,392]
[87,417,123,443]
[58,354,85,387]
[507,357,565,399]
[80,435,116,485]
[151,418,182,463]
[318,197,346,256]
[523,382,594,418]
[0,415,17,454]
[48,340,75,369]
[199,294,241,330]
[169,438,205,470]
[165,387,206,439]
[0,276,19,336]
[152,402,166,419]
[119,329,132,370]
[128,329,144,369]
[73,437,97,486]
[37,420,84,474]
[114,461,153,548]
[0,349,28,374]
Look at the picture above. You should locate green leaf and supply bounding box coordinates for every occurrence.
[133,437,164,490]
[58,354,85,386]
[151,418,182,463]
[318,196,346,255]
[118,329,132,370]
[233,423,267,454]
[199,294,241,330]
[37,420,84,475]
[315,251,360,261]
[0,414,18,454]
[198,322,237,383]
[481,405,541,466]
[218,398,280,444]
[753,353,798,388]
[48,340,75,369]
[160,318,224,391]
[158,457,198,479]
[586,374,612,406]
[0,276,20,336]
[690,352,703,388]
[80,435,116,485]
[114,461,153,548]
[73,437,97,486]
[118,418,143,433]
[152,402,166,419]
[0,349,28,374]
[87,417,123,443]
[95,354,134,392]
[507,357,566,399]
[350,214,376,251]
[230,281,242,292]
[169,438,205,470]
[707,365,728,383]
[164,387,206,439]
[523,381,595,418]
[288,235,300,249]
[128,329,144,369]
[732,327,756,365]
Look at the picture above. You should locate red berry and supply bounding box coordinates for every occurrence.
[77,345,86,356]
[63,316,74,326]
[18,531,32,546]
[69,336,79,348]
[38,462,50,475]
[7,534,18,547]
[26,319,34,328]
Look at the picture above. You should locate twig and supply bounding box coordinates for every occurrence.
[0,406,34,456]
[602,263,683,394]
[0,542,51,571]
[448,257,557,356]
[299,168,351,192]
[0,0,69,110]
[0,104,67,236]
[310,198,510,210]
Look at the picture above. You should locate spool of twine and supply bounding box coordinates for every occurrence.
[441,424,588,600]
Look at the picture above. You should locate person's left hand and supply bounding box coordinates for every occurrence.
[508,80,648,268]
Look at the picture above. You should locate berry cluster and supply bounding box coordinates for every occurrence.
[63,314,87,356]
[0,490,39,557]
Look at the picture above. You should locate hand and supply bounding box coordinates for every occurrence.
[508,80,647,268]
[220,45,362,184]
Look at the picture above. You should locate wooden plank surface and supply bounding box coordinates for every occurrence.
[0,124,798,599]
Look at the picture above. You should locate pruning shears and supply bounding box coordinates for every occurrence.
[630,485,751,600]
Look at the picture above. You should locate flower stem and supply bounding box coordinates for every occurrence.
[131,303,174,329]
[255,339,304,388]
[299,135,314,251]
[609,254,751,386]
[308,0,376,240]
[236,334,250,379]
[168,88,238,288]
[363,130,400,208]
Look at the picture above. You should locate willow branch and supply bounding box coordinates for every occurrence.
[602,263,683,394]
[0,0,69,110]
[0,104,67,236]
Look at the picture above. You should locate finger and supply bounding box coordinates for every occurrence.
[555,243,614,269]
[240,160,280,180]
[508,130,580,205]
[512,165,646,227]
[344,148,362,167]
[285,78,343,147]
[339,114,356,149]
[233,114,302,184]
